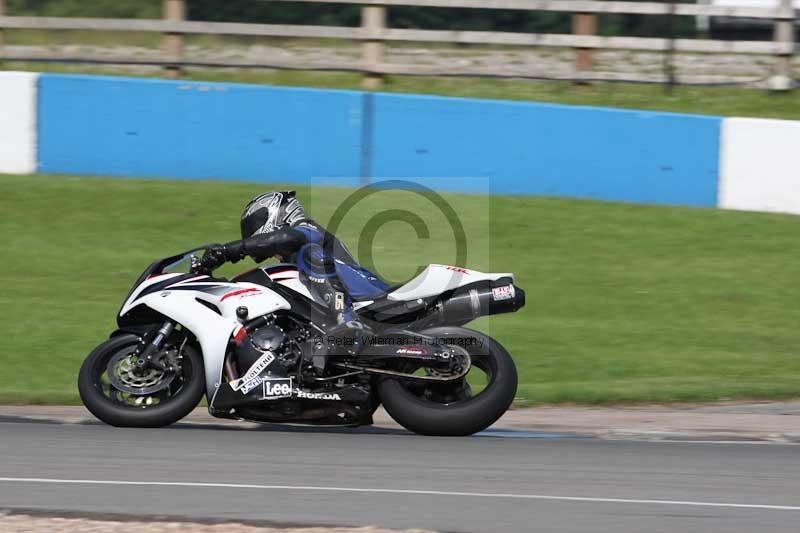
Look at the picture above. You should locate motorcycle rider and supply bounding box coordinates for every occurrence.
[200,191,389,322]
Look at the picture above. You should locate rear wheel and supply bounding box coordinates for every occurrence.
[377,327,517,436]
[78,333,205,427]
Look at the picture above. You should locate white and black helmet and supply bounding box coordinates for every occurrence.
[240,191,306,239]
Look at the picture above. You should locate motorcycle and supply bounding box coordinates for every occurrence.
[78,246,525,436]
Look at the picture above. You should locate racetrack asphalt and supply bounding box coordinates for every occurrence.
[1,418,799,532]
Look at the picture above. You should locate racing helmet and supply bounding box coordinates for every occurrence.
[240,191,306,239]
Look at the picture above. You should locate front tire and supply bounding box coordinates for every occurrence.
[378,327,517,436]
[78,334,205,428]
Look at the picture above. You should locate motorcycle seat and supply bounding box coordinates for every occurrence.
[385,265,514,302]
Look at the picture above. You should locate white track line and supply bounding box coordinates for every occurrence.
[0,477,798,512]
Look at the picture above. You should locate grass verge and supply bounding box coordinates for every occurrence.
[1,174,799,405]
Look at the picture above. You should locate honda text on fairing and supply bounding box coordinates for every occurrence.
[78,249,525,436]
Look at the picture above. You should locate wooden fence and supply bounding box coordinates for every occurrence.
[0,0,796,89]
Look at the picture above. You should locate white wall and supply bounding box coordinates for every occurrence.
[719,117,800,215]
[0,72,39,174]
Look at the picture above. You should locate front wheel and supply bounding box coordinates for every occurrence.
[378,327,517,436]
[78,333,205,427]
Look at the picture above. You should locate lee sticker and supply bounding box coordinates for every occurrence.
[491,285,515,301]
[262,377,294,400]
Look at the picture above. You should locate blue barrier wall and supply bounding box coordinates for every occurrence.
[36,74,722,207]
[370,93,721,206]
[38,74,365,185]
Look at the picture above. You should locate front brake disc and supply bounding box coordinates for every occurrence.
[107,351,175,395]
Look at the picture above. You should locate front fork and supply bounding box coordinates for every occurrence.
[133,320,174,371]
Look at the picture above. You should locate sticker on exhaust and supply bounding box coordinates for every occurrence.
[492,285,515,301]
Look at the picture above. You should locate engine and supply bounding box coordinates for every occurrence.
[234,316,308,377]
[221,313,372,426]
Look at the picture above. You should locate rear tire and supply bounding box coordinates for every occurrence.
[78,334,205,428]
[378,327,517,436]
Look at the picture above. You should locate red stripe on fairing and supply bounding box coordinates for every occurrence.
[233,325,247,344]
[220,287,261,301]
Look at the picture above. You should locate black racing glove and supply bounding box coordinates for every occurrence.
[198,241,245,272]
[198,244,226,272]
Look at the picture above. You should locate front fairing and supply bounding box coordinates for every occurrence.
[117,246,212,323]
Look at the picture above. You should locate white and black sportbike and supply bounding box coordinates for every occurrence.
[78,248,525,436]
